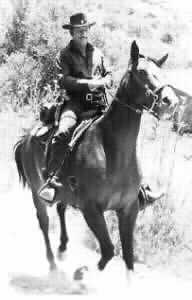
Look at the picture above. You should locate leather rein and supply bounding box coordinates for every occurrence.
[113,69,175,120]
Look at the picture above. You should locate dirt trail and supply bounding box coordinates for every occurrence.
[1,184,191,298]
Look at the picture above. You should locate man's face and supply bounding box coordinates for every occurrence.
[72,27,89,47]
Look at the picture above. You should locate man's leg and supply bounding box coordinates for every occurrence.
[39,109,78,203]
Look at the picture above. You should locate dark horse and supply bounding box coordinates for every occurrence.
[14,41,178,273]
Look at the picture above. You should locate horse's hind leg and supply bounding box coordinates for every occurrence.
[56,202,68,259]
[117,200,138,271]
[83,204,114,270]
[32,192,56,271]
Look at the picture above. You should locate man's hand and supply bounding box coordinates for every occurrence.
[88,76,112,90]
[88,79,104,91]
[77,76,112,91]
[76,78,104,91]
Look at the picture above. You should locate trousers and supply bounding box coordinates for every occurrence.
[54,102,82,140]
[47,102,82,176]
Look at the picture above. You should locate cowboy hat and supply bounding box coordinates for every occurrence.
[62,13,96,29]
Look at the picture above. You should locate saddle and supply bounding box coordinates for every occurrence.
[31,108,103,152]
[31,101,106,191]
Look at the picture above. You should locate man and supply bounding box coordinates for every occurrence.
[39,13,163,206]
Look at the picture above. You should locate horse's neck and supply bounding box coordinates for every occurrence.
[100,98,141,171]
[101,99,141,147]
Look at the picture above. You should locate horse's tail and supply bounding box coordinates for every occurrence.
[14,137,28,187]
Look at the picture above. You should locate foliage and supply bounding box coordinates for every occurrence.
[0,52,40,111]
[84,199,184,266]
[2,0,29,56]
[134,199,183,265]
[1,0,192,115]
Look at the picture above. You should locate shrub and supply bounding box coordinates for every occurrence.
[3,0,29,55]
[0,52,41,111]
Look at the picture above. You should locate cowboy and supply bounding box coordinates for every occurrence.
[39,12,163,205]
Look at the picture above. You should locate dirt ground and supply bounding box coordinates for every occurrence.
[1,183,191,298]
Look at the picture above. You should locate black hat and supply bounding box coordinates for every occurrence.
[62,13,96,30]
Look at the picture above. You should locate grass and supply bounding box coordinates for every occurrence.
[83,111,191,267]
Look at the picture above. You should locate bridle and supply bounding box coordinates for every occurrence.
[114,68,176,120]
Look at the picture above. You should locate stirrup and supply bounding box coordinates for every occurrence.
[38,176,62,205]
[39,187,56,206]
[38,180,56,205]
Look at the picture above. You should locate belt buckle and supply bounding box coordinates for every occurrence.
[86,93,93,102]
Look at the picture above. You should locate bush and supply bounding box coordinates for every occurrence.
[0,52,41,111]
[1,0,192,115]
[3,0,29,55]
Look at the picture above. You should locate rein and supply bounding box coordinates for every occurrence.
[130,70,171,118]
[113,96,160,119]
[111,69,178,121]
[113,97,142,114]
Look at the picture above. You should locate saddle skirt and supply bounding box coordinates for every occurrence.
[31,111,103,151]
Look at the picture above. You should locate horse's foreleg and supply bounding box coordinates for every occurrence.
[83,204,114,270]
[117,200,138,271]
[56,202,68,259]
[32,192,56,271]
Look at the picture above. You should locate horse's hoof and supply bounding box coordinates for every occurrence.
[73,266,89,281]
[57,250,67,261]
[98,252,114,270]
[125,269,134,284]
[50,262,57,272]
[98,258,108,271]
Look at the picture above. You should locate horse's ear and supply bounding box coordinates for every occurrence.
[130,40,139,64]
[156,53,168,67]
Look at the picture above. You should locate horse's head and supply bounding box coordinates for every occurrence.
[117,41,178,119]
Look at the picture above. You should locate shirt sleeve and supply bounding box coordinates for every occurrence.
[56,51,89,93]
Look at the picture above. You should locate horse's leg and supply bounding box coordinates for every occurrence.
[56,202,68,259]
[117,200,138,271]
[83,204,114,270]
[32,192,56,271]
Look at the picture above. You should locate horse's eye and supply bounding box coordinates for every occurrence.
[162,97,171,105]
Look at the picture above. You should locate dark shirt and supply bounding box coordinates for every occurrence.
[56,40,112,104]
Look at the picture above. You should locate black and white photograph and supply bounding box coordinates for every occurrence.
[1,0,192,297]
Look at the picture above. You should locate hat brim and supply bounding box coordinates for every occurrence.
[62,22,96,30]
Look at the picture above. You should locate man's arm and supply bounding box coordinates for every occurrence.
[56,51,89,92]
[85,53,113,91]
[56,51,106,92]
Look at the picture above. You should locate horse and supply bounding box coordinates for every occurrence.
[14,41,178,273]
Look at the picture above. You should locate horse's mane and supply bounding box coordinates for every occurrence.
[118,69,131,89]
[112,69,131,103]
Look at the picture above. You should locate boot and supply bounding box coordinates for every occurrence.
[39,137,70,204]
[138,184,164,210]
